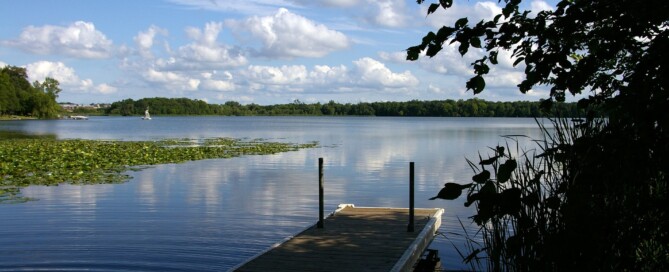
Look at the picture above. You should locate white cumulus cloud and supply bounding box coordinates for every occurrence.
[288,0,360,7]
[96,83,118,94]
[237,57,417,95]
[366,0,409,28]
[156,22,247,70]
[200,71,235,91]
[244,65,309,85]
[530,0,554,14]
[353,57,419,87]
[134,25,168,58]
[5,21,113,59]
[143,68,200,91]
[141,68,235,93]
[227,8,350,58]
[25,61,115,94]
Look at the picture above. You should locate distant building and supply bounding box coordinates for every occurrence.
[58,103,111,112]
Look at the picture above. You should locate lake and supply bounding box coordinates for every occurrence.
[0,116,548,271]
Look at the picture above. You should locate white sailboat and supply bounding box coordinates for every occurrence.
[142,108,152,120]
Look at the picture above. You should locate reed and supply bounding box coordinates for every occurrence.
[434,116,605,271]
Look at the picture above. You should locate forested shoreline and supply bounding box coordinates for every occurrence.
[106,97,585,117]
[0,66,61,118]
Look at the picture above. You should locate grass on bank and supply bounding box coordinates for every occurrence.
[0,137,318,203]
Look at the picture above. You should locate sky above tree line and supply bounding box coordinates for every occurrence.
[0,0,567,105]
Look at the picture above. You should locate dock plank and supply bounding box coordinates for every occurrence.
[232,205,443,272]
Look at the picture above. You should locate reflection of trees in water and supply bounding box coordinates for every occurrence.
[0,130,56,140]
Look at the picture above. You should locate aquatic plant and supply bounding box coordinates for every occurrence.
[431,118,582,270]
[0,137,317,203]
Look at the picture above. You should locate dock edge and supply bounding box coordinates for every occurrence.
[390,207,444,272]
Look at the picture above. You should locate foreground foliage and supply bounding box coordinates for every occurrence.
[417,0,668,270]
[0,138,317,203]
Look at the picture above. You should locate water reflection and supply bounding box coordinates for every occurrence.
[0,117,548,271]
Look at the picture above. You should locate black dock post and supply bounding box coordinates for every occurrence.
[318,158,324,229]
[408,162,415,232]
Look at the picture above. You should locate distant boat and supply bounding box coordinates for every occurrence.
[142,108,152,120]
[70,115,88,120]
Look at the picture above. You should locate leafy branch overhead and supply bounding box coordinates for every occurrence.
[409,0,668,107]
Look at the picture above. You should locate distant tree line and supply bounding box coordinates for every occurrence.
[106,97,586,117]
[0,66,61,118]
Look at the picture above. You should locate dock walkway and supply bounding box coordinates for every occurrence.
[232,204,444,272]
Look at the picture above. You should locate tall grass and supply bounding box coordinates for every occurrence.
[437,117,607,271]
[440,112,668,271]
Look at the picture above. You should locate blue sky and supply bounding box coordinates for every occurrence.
[0,0,562,105]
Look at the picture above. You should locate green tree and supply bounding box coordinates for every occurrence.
[413,0,668,270]
[0,72,20,114]
[31,77,62,118]
[0,66,61,118]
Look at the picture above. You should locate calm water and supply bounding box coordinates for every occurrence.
[0,116,547,271]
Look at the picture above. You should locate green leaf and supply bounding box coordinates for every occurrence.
[546,196,561,210]
[493,14,503,23]
[427,3,440,15]
[421,32,436,47]
[472,169,491,183]
[466,75,486,94]
[455,17,469,28]
[502,3,516,18]
[406,46,421,61]
[436,26,455,41]
[559,57,572,68]
[497,159,517,183]
[426,43,443,58]
[474,62,490,74]
[500,187,522,215]
[470,37,482,48]
[540,98,553,110]
[458,41,469,55]
[465,192,479,207]
[479,156,498,165]
[430,182,471,200]
[439,0,452,8]
[496,146,505,156]
[489,51,499,64]
[506,235,522,256]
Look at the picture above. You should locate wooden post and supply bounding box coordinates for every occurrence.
[318,158,324,229]
[408,162,415,232]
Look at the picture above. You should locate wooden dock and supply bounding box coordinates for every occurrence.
[231,204,444,272]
